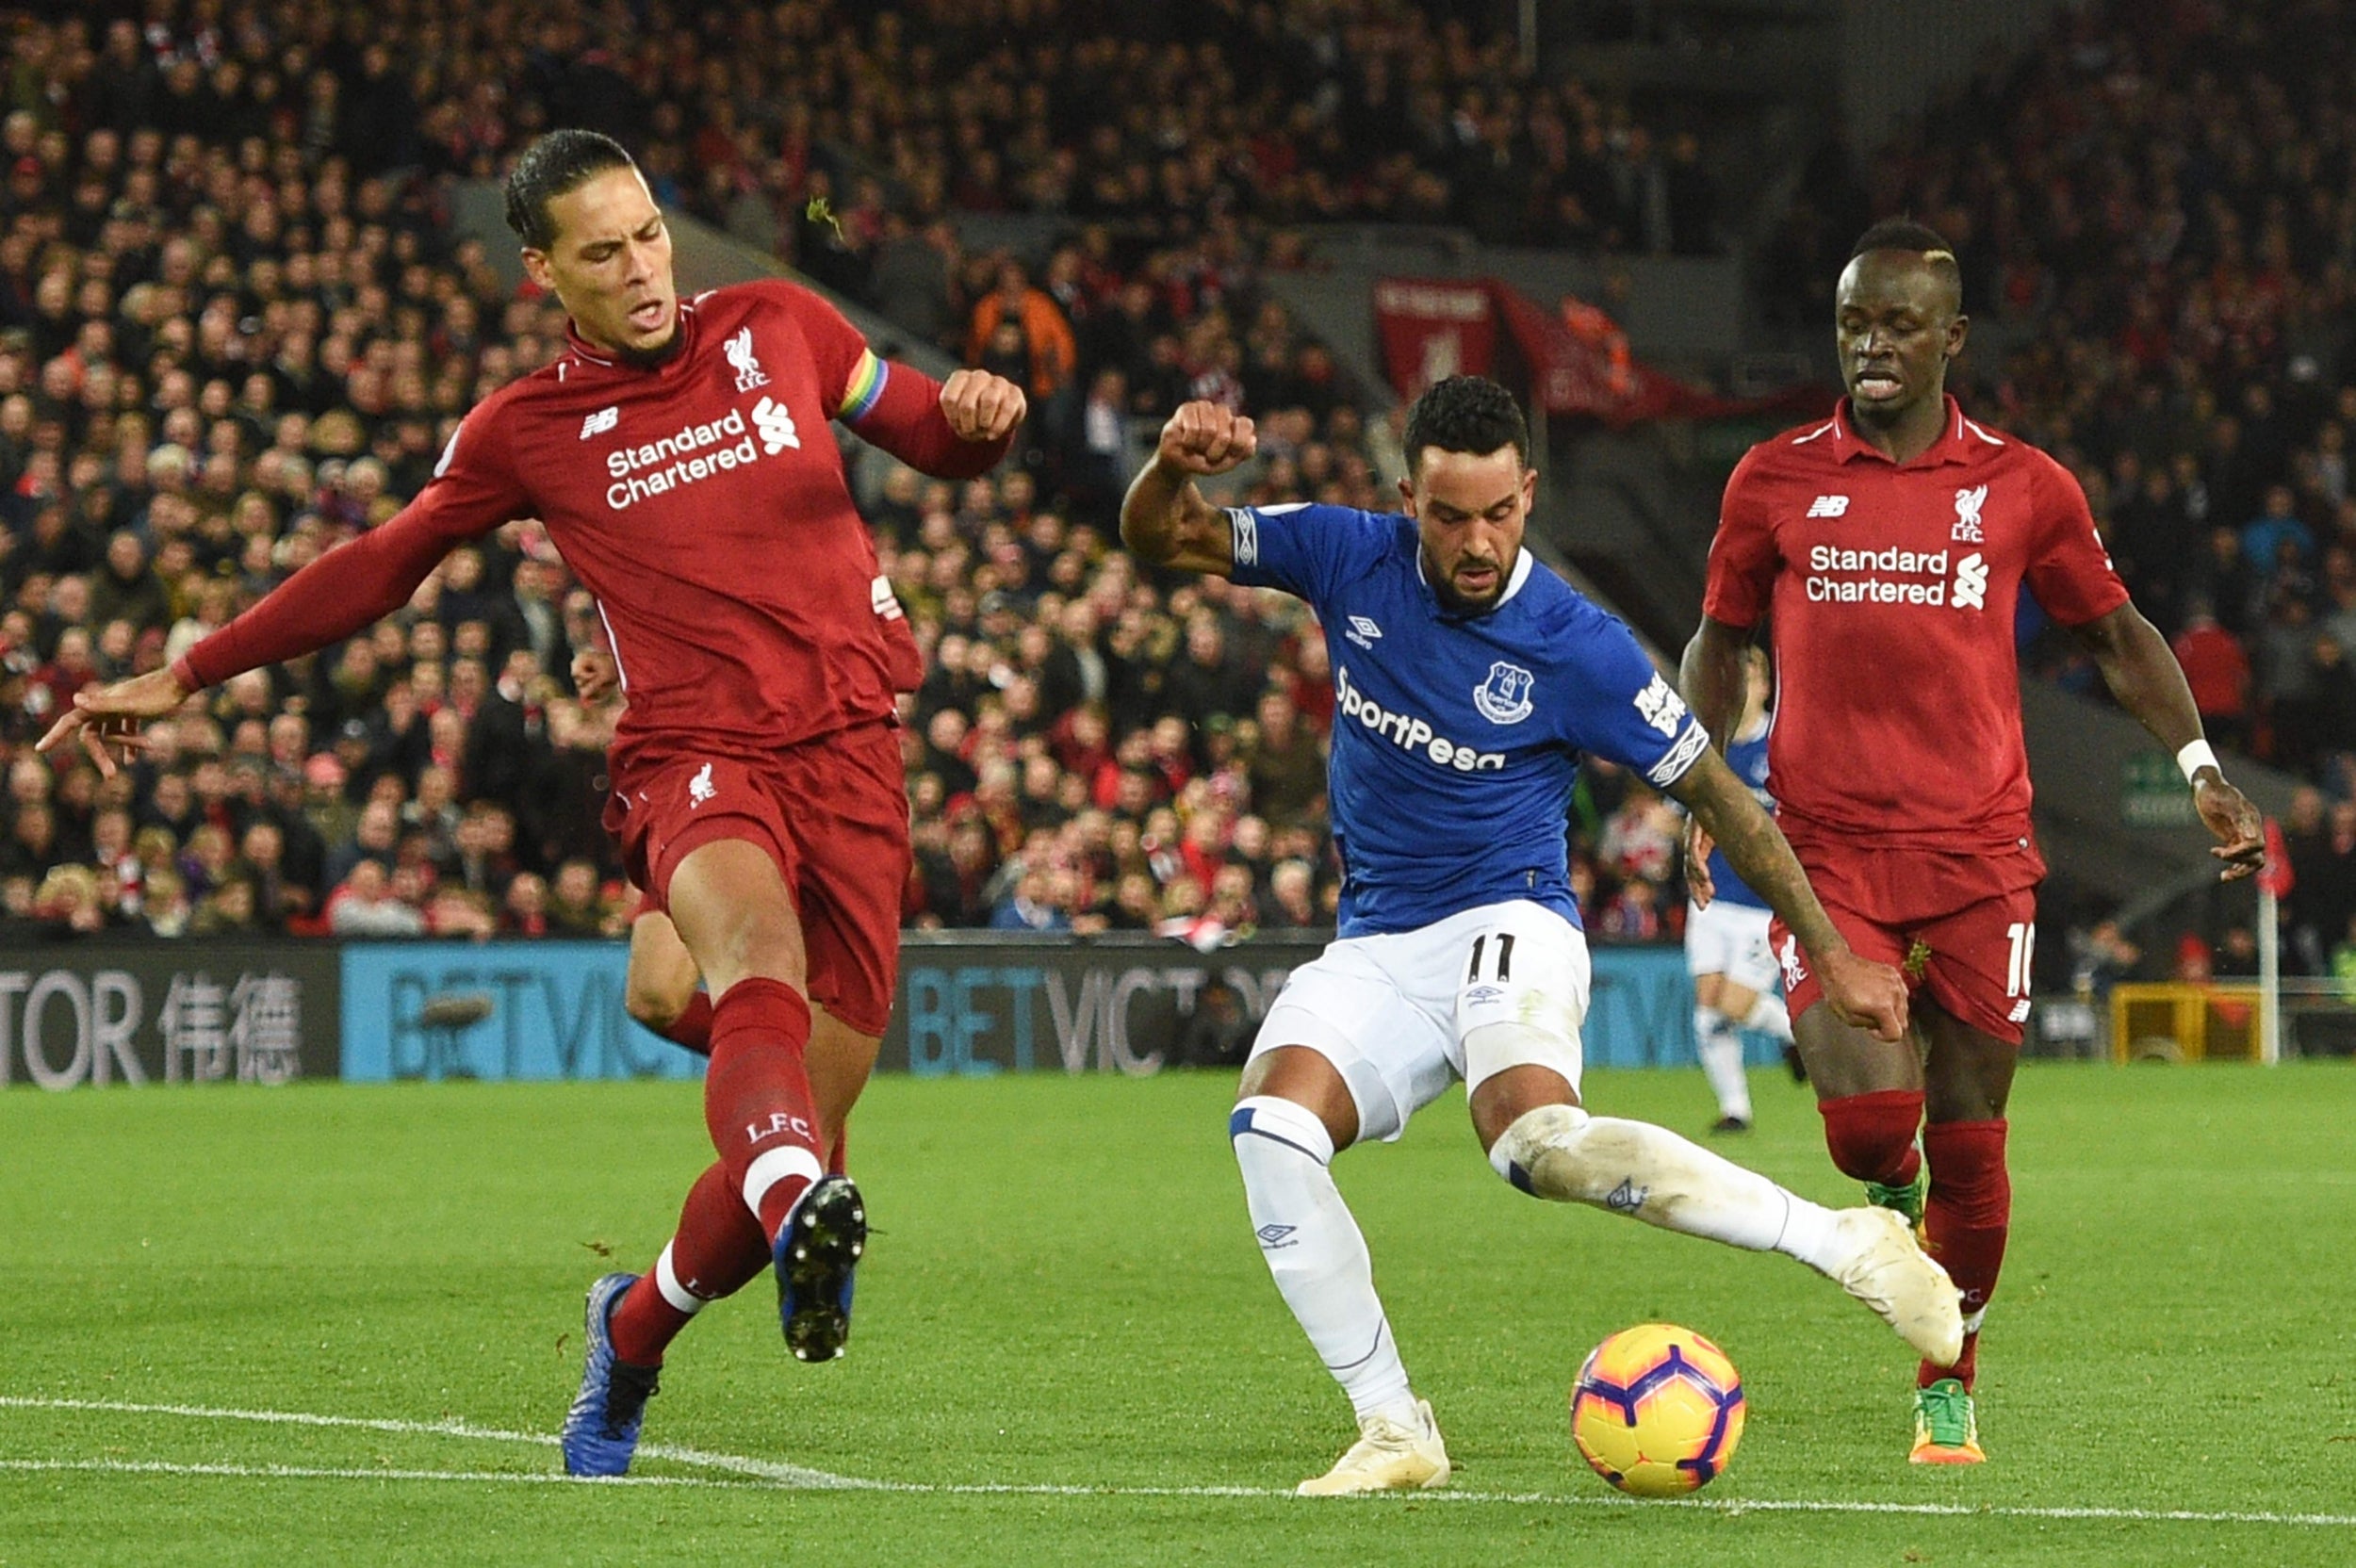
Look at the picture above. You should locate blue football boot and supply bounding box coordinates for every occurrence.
[775,1174,866,1363]
[561,1271,661,1477]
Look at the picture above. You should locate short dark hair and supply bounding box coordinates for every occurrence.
[1850,218,1964,309]
[503,130,637,251]
[1402,375,1529,474]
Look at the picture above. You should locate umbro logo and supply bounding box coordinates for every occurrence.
[1806,495,1850,517]
[1345,615,1383,650]
[1255,1223,1297,1250]
[580,406,618,440]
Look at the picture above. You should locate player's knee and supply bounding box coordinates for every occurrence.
[625,979,682,1032]
[1820,1089,1924,1183]
[1486,1102,1593,1200]
[1229,1094,1337,1168]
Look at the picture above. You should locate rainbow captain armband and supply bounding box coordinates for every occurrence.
[837,348,889,423]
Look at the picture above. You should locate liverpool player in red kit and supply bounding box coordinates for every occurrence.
[40,131,1026,1477]
[1681,220,2265,1464]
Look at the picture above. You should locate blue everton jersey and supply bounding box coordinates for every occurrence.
[1705,727,1775,911]
[1228,503,1711,938]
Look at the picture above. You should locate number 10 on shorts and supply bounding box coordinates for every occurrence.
[2004,922,2036,1000]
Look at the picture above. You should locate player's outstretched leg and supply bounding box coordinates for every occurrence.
[562,1272,663,1477]
[1489,1103,1963,1365]
[1693,1004,1754,1132]
[1230,1094,1449,1495]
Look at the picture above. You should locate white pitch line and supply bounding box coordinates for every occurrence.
[0,1395,865,1489]
[5,1395,2352,1529]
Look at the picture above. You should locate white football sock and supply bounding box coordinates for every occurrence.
[1231,1095,1416,1425]
[1693,1005,1754,1122]
[1742,993,1794,1043]
[1490,1103,1842,1272]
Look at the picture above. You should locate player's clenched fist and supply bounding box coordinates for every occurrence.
[1156,400,1257,476]
[940,368,1026,443]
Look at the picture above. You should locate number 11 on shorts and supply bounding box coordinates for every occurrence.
[1468,932,1516,985]
[2004,922,2036,999]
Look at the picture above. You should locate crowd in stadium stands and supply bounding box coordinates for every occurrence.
[1764,0,2356,972]
[0,4,1700,948]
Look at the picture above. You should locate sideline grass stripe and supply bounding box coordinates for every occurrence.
[7,1395,2353,1528]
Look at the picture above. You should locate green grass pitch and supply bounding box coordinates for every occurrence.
[2,1063,2351,1566]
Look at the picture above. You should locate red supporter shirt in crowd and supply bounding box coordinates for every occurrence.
[1703,396,2129,856]
[185,279,1004,773]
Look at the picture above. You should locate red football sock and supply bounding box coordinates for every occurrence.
[663,991,714,1055]
[1918,1119,2009,1391]
[1819,1089,1924,1185]
[703,977,824,1246]
[610,1159,772,1365]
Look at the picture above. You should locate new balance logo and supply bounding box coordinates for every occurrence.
[1604,1179,1649,1214]
[1952,483,1987,543]
[1953,551,1988,611]
[2008,998,2033,1024]
[1807,495,1850,517]
[688,762,715,808]
[580,406,618,440]
[1345,614,1383,650]
[1255,1224,1297,1250]
[752,396,799,453]
[726,326,769,392]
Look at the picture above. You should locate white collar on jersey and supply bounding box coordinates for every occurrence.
[1415,544,1535,613]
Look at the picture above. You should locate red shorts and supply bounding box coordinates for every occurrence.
[604,720,910,1037]
[1769,841,2042,1046]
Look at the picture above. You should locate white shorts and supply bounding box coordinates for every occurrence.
[1251,900,1591,1143]
[1685,898,1780,994]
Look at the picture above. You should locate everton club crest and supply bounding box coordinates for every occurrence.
[1474,661,1536,725]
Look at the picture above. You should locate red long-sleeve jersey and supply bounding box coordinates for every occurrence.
[184,279,1003,768]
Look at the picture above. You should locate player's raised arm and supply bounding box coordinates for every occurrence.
[1665,745,1909,1041]
[838,351,1023,481]
[2069,602,2266,879]
[1119,400,1256,578]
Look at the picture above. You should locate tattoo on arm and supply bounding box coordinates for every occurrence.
[1671,750,1843,959]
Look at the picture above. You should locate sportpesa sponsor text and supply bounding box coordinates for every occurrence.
[1805,544,1988,609]
[1334,662,1507,771]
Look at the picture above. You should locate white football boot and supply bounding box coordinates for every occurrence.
[1296,1398,1451,1495]
[1820,1206,1965,1366]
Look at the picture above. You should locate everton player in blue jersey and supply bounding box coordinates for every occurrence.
[1122,378,1961,1494]
[1686,647,1801,1132]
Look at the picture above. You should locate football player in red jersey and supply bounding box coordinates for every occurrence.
[1681,219,2266,1464]
[40,130,1026,1477]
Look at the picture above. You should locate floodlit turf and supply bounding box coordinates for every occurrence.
[2,1063,2351,1566]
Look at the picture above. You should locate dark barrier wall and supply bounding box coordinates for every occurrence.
[0,940,341,1089]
